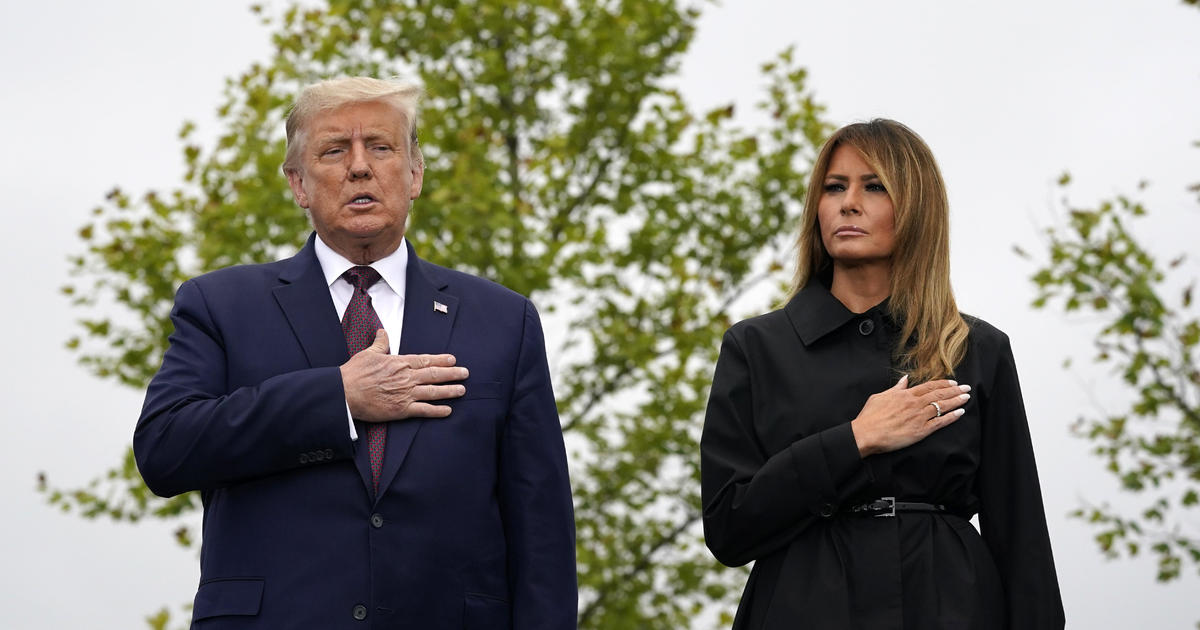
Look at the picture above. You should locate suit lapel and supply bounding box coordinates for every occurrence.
[273,234,375,493]
[374,241,460,499]
[272,234,351,369]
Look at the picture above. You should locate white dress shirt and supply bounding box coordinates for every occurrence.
[314,234,409,439]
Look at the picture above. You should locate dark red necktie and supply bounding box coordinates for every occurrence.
[341,266,387,495]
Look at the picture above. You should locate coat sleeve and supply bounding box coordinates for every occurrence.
[134,279,353,497]
[499,300,578,629]
[976,333,1065,629]
[701,329,870,567]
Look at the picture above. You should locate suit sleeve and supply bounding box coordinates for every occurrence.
[499,300,578,629]
[134,279,353,497]
[701,329,870,567]
[976,333,1066,629]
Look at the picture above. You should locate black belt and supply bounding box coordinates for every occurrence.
[848,497,946,518]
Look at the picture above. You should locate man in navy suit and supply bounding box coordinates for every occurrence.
[134,77,577,628]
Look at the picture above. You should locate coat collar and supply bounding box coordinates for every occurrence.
[274,233,348,369]
[312,233,410,305]
[784,281,894,346]
[273,233,457,362]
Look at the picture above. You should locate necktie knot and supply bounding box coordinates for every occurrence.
[343,266,382,293]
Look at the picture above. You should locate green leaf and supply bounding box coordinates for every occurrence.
[55,1,829,627]
[1032,152,1200,596]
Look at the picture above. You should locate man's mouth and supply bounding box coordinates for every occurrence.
[349,194,377,206]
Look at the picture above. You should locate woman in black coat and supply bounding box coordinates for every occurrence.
[701,119,1065,629]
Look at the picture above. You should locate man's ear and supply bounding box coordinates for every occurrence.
[285,168,309,208]
[409,161,424,200]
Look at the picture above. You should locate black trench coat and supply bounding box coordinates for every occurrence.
[701,284,1065,629]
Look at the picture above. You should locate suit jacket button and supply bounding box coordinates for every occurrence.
[324,448,334,459]
[819,503,836,518]
[298,453,309,464]
[352,604,368,620]
[314,450,325,462]
[371,513,384,528]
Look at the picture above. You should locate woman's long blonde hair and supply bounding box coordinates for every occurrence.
[791,119,968,382]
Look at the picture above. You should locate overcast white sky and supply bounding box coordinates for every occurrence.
[2,1,1198,628]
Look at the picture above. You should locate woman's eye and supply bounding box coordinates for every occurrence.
[823,183,845,193]
[866,182,888,193]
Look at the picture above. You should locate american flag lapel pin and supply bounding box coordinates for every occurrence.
[433,301,448,314]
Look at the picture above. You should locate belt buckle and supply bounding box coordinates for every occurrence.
[875,496,896,518]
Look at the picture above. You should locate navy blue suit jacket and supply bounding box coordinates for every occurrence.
[135,235,577,629]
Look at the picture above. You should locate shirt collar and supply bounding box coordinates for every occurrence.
[784,281,892,345]
[313,234,408,300]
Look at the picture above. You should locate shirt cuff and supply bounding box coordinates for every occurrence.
[346,401,358,441]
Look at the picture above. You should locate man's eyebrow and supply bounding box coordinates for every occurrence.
[311,132,351,146]
[311,130,396,145]
[361,131,397,143]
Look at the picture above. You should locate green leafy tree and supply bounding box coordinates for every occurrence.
[1024,0,1200,596]
[42,1,830,627]
[1024,171,1200,584]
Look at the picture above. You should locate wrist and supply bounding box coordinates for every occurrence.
[850,419,876,458]
[339,366,359,418]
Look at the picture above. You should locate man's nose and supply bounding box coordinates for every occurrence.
[348,143,371,180]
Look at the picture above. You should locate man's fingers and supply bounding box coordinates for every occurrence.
[413,383,467,401]
[405,402,454,418]
[412,365,469,384]
[404,353,459,368]
[369,329,389,352]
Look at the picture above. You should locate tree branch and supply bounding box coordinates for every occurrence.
[561,267,781,435]
[578,511,701,626]
[549,153,614,242]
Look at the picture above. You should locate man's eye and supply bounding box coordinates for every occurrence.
[321,148,344,157]
[371,145,393,153]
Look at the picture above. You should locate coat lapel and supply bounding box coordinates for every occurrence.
[272,233,351,369]
[374,241,460,500]
[272,234,376,492]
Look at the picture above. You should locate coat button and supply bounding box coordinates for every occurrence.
[298,453,309,464]
[324,448,334,459]
[371,513,384,528]
[858,319,875,335]
[819,503,836,518]
[352,604,367,620]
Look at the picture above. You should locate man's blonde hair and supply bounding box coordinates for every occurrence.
[282,77,423,173]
